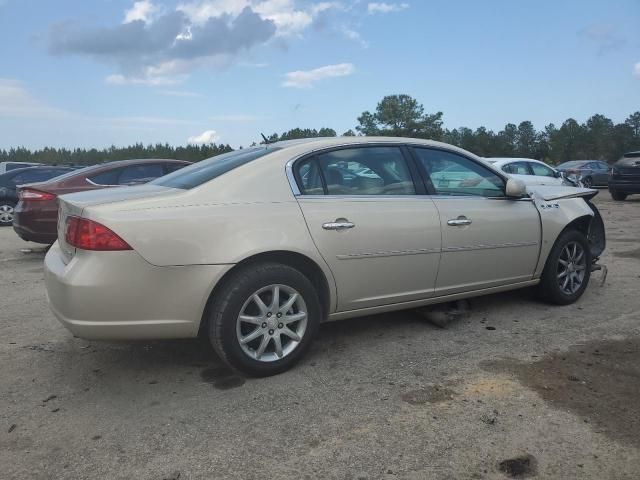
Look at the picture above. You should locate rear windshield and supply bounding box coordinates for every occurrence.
[151,147,279,189]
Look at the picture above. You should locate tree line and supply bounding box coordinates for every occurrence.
[0,143,233,166]
[3,95,639,166]
[264,95,640,165]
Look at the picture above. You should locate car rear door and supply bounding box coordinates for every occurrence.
[293,145,442,312]
[411,147,541,296]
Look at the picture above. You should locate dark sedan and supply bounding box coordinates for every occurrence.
[609,151,640,201]
[0,166,74,226]
[13,159,190,244]
[556,160,610,188]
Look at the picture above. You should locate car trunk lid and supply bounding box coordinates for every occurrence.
[56,185,180,264]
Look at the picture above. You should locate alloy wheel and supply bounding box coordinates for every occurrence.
[557,241,587,295]
[236,284,308,362]
[0,204,14,224]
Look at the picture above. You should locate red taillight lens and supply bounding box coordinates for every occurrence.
[19,188,57,201]
[64,216,132,251]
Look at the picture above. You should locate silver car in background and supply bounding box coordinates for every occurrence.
[556,160,610,188]
[44,137,606,376]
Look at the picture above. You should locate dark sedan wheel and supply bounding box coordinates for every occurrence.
[207,262,321,377]
[610,191,627,201]
[538,230,592,305]
[0,201,15,226]
[582,176,593,188]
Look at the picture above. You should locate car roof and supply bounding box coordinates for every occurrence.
[486,157,550,167]
[0,165,72,177]
[267,136,486,160]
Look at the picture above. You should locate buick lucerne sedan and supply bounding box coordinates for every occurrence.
[45,137,606,376]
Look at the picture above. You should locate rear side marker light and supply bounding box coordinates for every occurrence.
[19,189,57,201]
[65,216,132,251]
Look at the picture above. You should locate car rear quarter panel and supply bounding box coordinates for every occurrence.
[80,152,338,311]
[533,196,595,277]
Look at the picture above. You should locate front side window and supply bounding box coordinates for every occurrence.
[529,162,556,177]
[298,147,415,196]
[502,162,531,175]
[414,148,505,197]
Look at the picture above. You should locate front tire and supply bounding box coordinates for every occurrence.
[538,230,591,305]
[207,263,321,377]
[0,200,15,226]
[610,191,627,201]
[582,176,593,188]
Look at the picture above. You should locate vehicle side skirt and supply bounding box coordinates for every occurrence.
[326,279,540,322]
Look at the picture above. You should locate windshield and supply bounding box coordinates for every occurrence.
[152,147,279,189]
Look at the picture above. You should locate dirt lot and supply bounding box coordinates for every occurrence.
[1,194,640,480]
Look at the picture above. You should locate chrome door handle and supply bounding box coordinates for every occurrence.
[322,220,355,231]
[447,216,472,227]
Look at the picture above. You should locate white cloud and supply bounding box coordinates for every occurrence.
[188,129,220,144]
[177,0,340,37]
[106,74,184,86]
[123,0,160,24]
[0,79,70,119]
[283,63,354,88]
[634,63,640,78]
[367,2,409,14]
[342,26,368,48]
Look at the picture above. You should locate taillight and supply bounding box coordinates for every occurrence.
[64,216,132,251]
[19,188,57,201]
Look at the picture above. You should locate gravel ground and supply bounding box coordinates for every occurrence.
[1,193,639,480]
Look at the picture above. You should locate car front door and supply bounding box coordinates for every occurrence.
[293,145,442,312]
[528,161,563,186]
[412,147,541,296]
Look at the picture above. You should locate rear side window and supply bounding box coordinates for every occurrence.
[118,164,164,184]
[88,169,121,186]
[152,147,279,189]
[296,147,416,196]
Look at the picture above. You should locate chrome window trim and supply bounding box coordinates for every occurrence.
[284,140,510,197]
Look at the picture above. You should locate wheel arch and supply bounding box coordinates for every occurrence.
[198,250,334,337]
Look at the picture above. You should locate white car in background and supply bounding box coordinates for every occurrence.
[485,158,576,187]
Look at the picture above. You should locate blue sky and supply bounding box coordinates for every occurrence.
[0,0,638,149]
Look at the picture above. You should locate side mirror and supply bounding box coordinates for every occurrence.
[556,170,564,179]
[505,178,527,198]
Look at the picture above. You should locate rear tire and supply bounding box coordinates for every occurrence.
[610,191,627,201]
[538,230,591,305]
[0,200,15,226]
[207,262,321,377]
